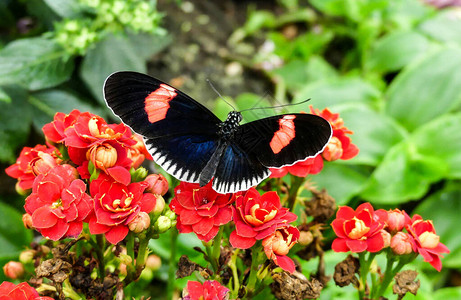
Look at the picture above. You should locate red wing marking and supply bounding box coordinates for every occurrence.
[144,84,177,123]
[269,115,296,154]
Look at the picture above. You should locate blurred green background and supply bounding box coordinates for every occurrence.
[1,0,461,298]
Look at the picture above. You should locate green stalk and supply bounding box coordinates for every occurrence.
[287,175,305,211]
[96,234,106,279]
[229,249,240,298]
[135,234,150,274]
[211,227,224,272]
[245,246,263,299]
[358,252,376,300]
[167,229,178,300]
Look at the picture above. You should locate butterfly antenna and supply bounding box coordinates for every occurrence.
[206,79,236,111]
[239,98,311,113]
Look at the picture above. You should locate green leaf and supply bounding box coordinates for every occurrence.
[42,0,83,18]
[0,87,11,103]
[419,10,461,46]
[294,76,382,109]
[433,287,461,299]
[272,56,337,92]
[0,86,33,162]
[29,89,99,131]
[413,183,461,268]
[366,30,431,73]
[360,141,448,204]
[0,37,74,90]
[411,113,461,179]
[80,34,148,103]
[309,163,368,206]
[0,201,33,259]
[386,47,461,131]
[332,103,407,166]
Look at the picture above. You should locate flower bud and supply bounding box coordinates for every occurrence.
[145,254,162,271]
[154,216,172,233]
[87,143,118,170]
[119,253,133,265]
[22,213,33,229]
[19,250,36,264]
[323,137,343,161]
[15,182,29,196]
[152,195,165,216]
[128,212,151,233]
[380,230,391,248]
[130,167,148,182]
[419,231,440,249]
[164,209,176,221]
[387,209,407,232]
[30,152,57,176]
[391,232,413,255]
[3,261,24,279]
[145,174,169,196]
[297,231,313,246]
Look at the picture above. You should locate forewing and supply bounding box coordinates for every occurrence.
[234,113,332,168]
[104,71,221,138]
[104,71,222,183]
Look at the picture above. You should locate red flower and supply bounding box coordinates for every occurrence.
[88,174,156,244]
[406,215,450,271]
[24,164,92,240]
[269,155,323,178]
[182,280,229,300]
[128,134,153,168]
[42,109,82,143]
[62,113,137,184]
[169,182,235,242]
[310,106,359,161]
[5,145,61,191]
[262,226,300,273]
[331,203,386,253]
[229,188,297,249]
[0,281,53,300]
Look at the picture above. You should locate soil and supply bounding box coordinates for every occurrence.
[150,0,278,105]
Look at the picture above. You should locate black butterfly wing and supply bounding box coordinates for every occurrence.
[233,113,332,168]
[213,113,332,193]
[213,143,270,194]
[104,71,221,183]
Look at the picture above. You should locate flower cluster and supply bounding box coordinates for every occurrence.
[182,280,229,300]
[170,185,300,273]
[332,203,450,271]
[5,110,168,244]
[270,106,359,178]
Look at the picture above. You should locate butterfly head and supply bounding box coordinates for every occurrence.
[218,111,242,140]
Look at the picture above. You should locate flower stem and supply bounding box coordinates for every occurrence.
[287,175,304,211]
[358,252,376,300]
[96,234,106,279]
[211,227,224,272]
[245,246,264,299]
[229,249,240,298]
[167,229,178,300]
[135,234,150,275]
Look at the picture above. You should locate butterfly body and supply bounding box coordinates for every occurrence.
[104,71,332,194]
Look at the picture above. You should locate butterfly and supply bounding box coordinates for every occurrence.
[104,71,332,194]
